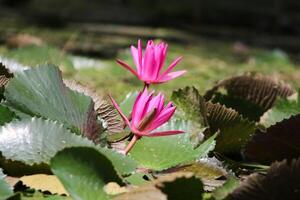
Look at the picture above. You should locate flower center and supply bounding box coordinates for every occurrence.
[137,108,157,132]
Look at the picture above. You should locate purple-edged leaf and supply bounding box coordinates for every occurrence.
[205,102,256,155]
[229,158,300,200]
[244,114,300,164]
[204,73,295,121]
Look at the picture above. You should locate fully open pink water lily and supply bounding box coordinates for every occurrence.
[117,39,186,85]
[109,89,184,154]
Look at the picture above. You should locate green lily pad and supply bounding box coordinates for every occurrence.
[129,118,217,171]
[0,118,93,166]
[0,117,137,176]
[4,64,101,139]
[0,105,15,126]
[3,45,74,73]
[0,169,13,199]
[260,90,300,128]
[97,146,138,176]
[119,91,138,116]
[51,147,123,200]
[124,173,151,186]
[172,86,209,148]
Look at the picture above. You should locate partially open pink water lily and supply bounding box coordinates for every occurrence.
[117,39,186,85]
[109,88,184,154]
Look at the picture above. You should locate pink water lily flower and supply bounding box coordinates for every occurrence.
[109,89,184,154]
[117,39,186,85]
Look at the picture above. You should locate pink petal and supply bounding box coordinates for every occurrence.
[143,45,155,80]
[147,130,185,137]
[160,56,183,78]
[140,91,155,120]
[163,43,168,57]
[108,94,131,128]
[157,94,165,112]
[145,106,176,131]
[153,46,164,78]
[146,93,163,114]
[158,70,186,83]
[159,43,168,73]
[131,90,145,125]
[131,89,153,126]
[147,40,154,46]
[164,102,174,109]
[138,39,143,66]
[116,59,139,78]
[131,46,141,74]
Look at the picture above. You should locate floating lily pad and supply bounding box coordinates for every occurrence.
[4,64,101,140]
[51,147,123,200]
[172,86,209,148]
[0,169,13,199]
[0,118,93,166]
[260,90,300,128]
[129,118,216,171]
[0,105,15,126]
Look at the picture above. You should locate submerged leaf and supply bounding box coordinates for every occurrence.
[51,147,123,200]
[0,158,51,176]
[20,174,68,195]
[181,159,227,180]
[117,172,204,200]
[158,173,204,200]
[229,158,300,200]
[4,64,102,140]
[244,114,300,164]
[115,183,166,200]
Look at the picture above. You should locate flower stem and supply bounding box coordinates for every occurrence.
[143,83,149,90]
[124,135,140,155]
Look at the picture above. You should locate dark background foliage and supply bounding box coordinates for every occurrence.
[1,0,300,37]
[0,0,299,32]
